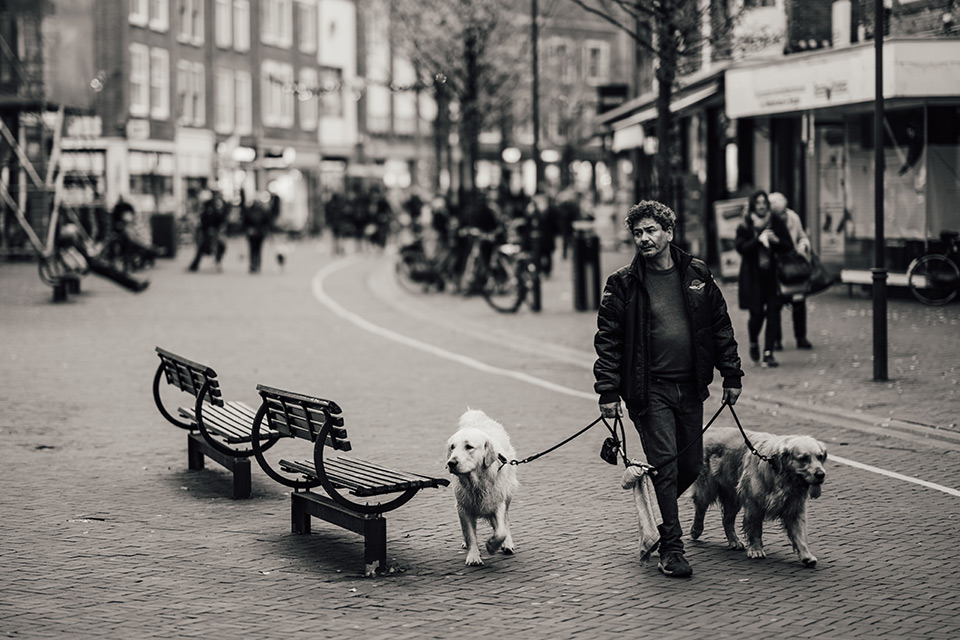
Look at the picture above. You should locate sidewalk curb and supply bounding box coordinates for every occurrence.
[746,395,960,450]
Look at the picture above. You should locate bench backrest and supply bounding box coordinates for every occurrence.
[256,384,351,451]
[155,347,224,406]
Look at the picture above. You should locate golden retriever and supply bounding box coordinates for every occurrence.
[446,409,519,566]
[688,426,827,566]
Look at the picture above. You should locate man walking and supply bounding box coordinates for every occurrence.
[593,200,743,578]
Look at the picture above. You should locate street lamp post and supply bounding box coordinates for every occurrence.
[872,0,888,381]
[529,0,542,312]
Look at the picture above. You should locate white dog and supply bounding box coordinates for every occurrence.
[446,409,519,566]
[689,426,827,566]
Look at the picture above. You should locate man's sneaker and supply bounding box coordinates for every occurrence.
[762,350,779,368]
[658,551,693,578]
[749,343,760,363]
[797,337,813,349]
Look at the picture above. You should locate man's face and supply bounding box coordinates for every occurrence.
[632,216,672,260]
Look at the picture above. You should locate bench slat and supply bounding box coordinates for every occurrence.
[179,401,279,444]
[330,455,436,486]
[278,456,447,497]
[265,404,351,451]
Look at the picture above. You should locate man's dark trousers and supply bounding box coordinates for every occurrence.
[628,379,704,554]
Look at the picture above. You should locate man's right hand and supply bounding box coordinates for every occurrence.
[600,401,621,418]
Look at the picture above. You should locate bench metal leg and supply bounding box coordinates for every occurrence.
[292,493,311,534]
[364,518,387,576]
[186,432,251,499]
[232,458,251,500]
[291,491,387,575]
[187,433,205,470]
[52,280,68,302]
[66,277,81,294]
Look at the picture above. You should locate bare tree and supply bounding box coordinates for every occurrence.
[392,0,526,201]
[565,0,729,207]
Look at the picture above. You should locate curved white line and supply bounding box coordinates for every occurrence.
[311,257,595,401]
[313,257,960,498]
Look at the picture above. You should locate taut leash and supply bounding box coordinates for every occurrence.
[498,414,625,468]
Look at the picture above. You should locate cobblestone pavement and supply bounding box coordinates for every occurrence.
[1,237,958,639]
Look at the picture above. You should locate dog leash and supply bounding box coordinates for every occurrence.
[497,414,624,468]
[727,403,780,472]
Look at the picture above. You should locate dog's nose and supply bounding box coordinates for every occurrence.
[447,459,458,470]
[814,469,825,482]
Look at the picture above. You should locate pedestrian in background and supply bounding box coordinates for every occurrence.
[594,200,743,578]
[242,191,273,273]
[188,190,228,272]
[735,190,794,368]
[769,192,814,351]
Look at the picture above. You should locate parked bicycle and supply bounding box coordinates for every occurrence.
[481,240,537,313]
[395,236,451,294]
[907,230,960,305]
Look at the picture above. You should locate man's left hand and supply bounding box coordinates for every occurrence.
[722,387,742,406]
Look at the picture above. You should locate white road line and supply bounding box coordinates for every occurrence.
[313,257,960,498]
[829,454,960,497]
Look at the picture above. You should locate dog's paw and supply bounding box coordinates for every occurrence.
[727,538,745,550]
[689,525,703,540]
[801,555,818,567]
[465,551,484,566]
[746,546,766,559]
[485,535,505,554]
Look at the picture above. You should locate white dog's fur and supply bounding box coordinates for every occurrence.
[689,426,827,566]
[446,409,519,566]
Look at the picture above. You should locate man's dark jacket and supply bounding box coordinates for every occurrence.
[594,245,743,407]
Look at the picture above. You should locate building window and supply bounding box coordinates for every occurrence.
[233,0,250,51]
[299,67,318,131]
[178,0,204,45]
[130,0,148,26]
[584,40,609,85]
[129,43,150,117]
[298,1,317,54]
[319,66,343,118]
[262,60,294,128]
[235,70,252,134]
[548,38,573,84]
[150,47,170,120]
[215,0,232,48]
[261,0,293,48]
[149,0,169,32]
[177,60,193,124]
[192,63,206,126]
[215,68,235,133]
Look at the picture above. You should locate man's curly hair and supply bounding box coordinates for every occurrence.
[624,200,676,233]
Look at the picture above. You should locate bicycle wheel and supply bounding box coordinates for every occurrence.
[908,254,959,305]
[395,252,444,294]
[482,251,524,313]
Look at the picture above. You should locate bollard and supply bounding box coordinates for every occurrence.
[572,222,601,311]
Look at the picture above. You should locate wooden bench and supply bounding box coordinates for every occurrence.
[250,384,449,576]
[152,347,281,498]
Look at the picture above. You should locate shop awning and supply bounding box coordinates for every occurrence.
[600,66,727,152]
[725,38,960,119]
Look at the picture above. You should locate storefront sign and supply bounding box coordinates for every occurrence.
[726,40,960,118]
[126,119,150,140]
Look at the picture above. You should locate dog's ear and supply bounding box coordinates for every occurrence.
[483,439,498,468]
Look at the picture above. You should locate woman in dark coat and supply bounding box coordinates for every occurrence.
[735,190,794,368]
